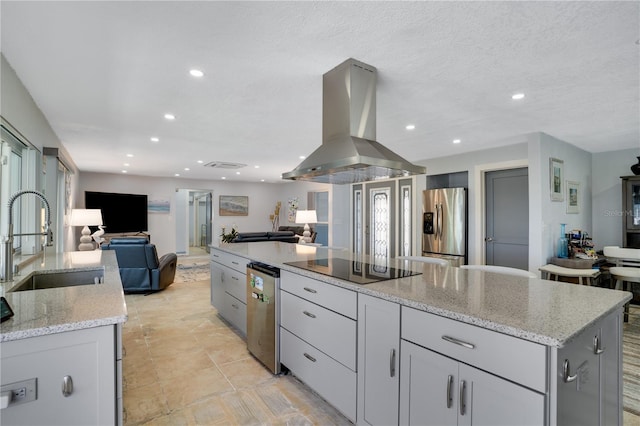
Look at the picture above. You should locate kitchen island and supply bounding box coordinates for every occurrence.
[211,242,631,425]
[0,250,127,425]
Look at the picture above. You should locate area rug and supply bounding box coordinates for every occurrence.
[624,306,640,416]
[174,255,210,283]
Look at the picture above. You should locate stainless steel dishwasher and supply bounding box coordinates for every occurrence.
[246,262,280,374]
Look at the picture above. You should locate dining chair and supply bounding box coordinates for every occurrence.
[603,246,640,321]
[396,255,450,267]
[460,264,537,278]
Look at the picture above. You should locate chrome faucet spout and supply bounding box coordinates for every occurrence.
[0,190,53,282]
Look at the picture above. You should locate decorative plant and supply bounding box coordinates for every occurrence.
[220,226,238,243]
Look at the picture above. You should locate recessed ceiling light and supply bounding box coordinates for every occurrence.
[121,170,127,173]
[406,124,416,130]
[299,155,306,160]
[164,113,176,120]
[197,160,204,164]
[511,93,525,100]
[150,137,159,142]
[261,179,265,182]
[254,165,260,169]
[184,168,190,171]
[189,69,204,78]
[221,177,226,180]
[453,139,461,144]
[174,173,180,177]
[123,163,130,167]
[126,154,134,158]
[236,171,241,175]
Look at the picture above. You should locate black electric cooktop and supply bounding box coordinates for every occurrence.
[284,258,421,285]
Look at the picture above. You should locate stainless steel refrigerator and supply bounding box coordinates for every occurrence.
[422,188,467,266]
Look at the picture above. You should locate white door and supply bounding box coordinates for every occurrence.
[358,294,400,425]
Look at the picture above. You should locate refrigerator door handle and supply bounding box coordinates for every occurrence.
[438,204,443,240]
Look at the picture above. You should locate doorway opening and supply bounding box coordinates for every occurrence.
[175,189,213,256]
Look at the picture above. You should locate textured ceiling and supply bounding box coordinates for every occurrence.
[1,1,638,183]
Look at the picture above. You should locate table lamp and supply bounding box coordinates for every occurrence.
[70,209,103,251]
[295,210,317,243]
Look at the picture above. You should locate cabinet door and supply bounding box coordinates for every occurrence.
[399,340,457,426]
[458,364,544,426]
[210,261,225,311]
[557,321,600,426]
[358,294,400,425]
[600,310,623,426]
[625,179,640,230]
[1,326,115,426]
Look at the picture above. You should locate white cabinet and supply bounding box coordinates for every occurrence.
[357,294,400,426]
[279,270,357,422]
[556,309,622,426]
[210,249,248,335]
[400,340,544,426]
[0,325,117,426]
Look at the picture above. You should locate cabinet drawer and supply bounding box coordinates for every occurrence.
[219,292,246,336]
[401,306,547,393]
[280,328,356,422]
[220,263,246,302]
[211,249,247,273]
[280,290,356,370]
[280,270,357,319]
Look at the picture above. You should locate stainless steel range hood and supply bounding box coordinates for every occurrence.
[282,58,426,184]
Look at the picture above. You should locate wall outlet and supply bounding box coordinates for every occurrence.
[0,378,37,407]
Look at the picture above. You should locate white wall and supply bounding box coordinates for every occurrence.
[592,148,640,250]
[1,54,79,252]
[78,172,330,255]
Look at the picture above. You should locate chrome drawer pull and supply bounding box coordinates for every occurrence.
[446,375,453,408]
[303,287,317,294]
[303,353,317,363]
[231,303,239,309]
[594,335,605,355]
[442,335,475,349]
[459,380,466,415]
[563,359,578,383]
[303,311,316,319]
[232,276,239,281]
[62,375,74,397]
[232,261,239,265]
[390,349,396,377]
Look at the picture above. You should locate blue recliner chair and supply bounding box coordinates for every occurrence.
[101,237,177,293]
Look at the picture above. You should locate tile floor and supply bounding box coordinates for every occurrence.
[122,258,640,426]
[122,277,351,425]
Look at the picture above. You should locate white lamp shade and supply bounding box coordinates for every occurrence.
[70,209,103,226]
[295,210,317,224]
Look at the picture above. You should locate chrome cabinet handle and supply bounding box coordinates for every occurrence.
[303,353,316,363]
[303,287,317,294]
[594,335,605,355]
[231,303,239,309]
[446,375,453,408]
[459,380,466,416]
[563,359,578,383]
[232,261,239,265]
[62,375,74,397]
[303,311,316,319]
[232,276,239,281]
[389,349,396,377]
[442,335,475,349]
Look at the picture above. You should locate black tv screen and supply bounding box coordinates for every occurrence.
[85,191,148,234]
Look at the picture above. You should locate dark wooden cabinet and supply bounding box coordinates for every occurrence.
[622,176,640,248]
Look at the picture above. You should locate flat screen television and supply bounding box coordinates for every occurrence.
[85,191,148,234]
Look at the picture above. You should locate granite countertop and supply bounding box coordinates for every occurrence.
[0,250,127,342]
[211,242,632,348]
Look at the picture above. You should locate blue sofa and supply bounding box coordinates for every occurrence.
[101,237,177,293]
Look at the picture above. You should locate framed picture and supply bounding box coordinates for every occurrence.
[219,195,248,216]
[566,181,579,214]
[549,158,564,201]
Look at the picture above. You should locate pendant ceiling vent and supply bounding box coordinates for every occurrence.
[282,58,426,184]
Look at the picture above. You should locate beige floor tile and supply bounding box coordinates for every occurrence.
[152,349,216,382]
[159,366,234,412]
[217,356,277,390]
[184,396,230,425]
[219,390,275,425]
[123,381,169,425]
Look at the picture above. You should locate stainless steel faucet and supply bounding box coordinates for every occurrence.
[0,190,53,282]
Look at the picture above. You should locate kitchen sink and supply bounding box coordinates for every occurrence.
[9,269,105,292]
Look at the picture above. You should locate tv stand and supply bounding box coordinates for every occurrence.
[102,232,150,244]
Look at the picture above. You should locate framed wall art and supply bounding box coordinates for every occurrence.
[566,181,579,214]
[549,158,564,201]
[219,195,248,216]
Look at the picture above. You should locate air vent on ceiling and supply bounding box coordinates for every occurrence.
[203,161,247,169]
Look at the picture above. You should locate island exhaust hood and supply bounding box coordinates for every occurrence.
[282,58,426,184]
